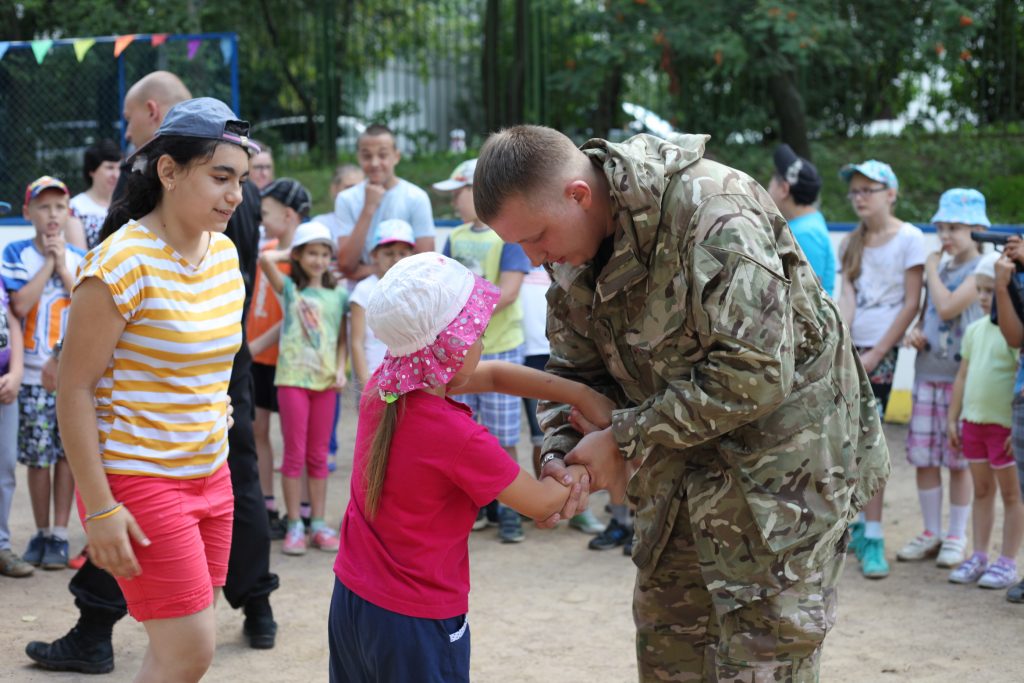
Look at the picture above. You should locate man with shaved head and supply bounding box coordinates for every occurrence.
[474,126,890,681]
[25,72,280,674]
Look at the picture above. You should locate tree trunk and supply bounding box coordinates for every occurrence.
[482,0,501,133]
[257,0,317,147]
[594,66,623,140]
[767,70,811,160]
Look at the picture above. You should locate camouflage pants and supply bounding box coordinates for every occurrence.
[633,500,845,682]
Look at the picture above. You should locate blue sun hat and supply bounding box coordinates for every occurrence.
[931,188,991,228]
[839,160,899,190]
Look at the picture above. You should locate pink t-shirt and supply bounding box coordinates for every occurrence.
[335,382,520,619]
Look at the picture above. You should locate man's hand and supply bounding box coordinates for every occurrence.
[41,356,59,393]
[574,389,615,431]
[996,253,1016,289]
[364,182,386,211]
[1005,236,1024,267]
[226,394,235,431]
[565,427,627,499]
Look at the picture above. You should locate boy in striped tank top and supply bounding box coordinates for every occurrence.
[56,98,259,682]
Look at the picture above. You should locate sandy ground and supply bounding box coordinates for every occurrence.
[3,398,1024,682]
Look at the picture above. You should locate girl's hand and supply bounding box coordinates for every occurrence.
[996,254,1016,288]
[946,419,961,451]
[0,371,21,404]
[225,394,234,431]
[925,251,942,271]
[572,389,615,432]
[903,328,927,351]
[332,371,347,393]
[86,506,150,579]
[1006,434,1014,459]
[859,348,881,374]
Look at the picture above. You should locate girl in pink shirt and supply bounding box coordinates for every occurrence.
[331,253,610,682]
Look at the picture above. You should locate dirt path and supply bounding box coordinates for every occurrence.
[3,414,1022,681]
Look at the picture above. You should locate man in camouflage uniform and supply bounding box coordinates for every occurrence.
[473,126,890,681]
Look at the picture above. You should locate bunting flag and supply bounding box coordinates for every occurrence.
[151,33,168,47]
[30,39,53,64]
[220,36,233,65]
[187,39,201,61]
[0,42,9,62]
[113,34,136,58]
[73,38,96,62]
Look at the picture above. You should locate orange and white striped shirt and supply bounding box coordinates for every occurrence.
[75,221,244,479]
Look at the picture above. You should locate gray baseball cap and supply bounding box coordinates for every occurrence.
[127,97,259,167]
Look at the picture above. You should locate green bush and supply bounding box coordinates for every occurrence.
[280,129,1024,225]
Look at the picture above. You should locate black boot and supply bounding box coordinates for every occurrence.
[243,596,277,649]
[25,622,115,674]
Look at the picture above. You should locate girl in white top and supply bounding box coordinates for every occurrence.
[68,139,121,250]
[349,219,416,391]
[838,160,926,580]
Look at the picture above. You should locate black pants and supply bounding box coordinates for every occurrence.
[69,343,278,620]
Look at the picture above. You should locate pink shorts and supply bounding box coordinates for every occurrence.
[76,463,234,622]
[961,421,1015,469]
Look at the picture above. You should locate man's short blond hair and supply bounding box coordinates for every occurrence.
[474,125,579,223]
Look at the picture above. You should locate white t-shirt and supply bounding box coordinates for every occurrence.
[840,222,926,348]
[520,265,551,357]
[334,179,434,263]
[69,192,109,250]
[349,274,388,376]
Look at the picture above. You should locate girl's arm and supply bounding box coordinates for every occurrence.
[497,464,590,521]
[0,301,23,404]
[494,271,525,313]
[332,303,349,392]
[946,358,969,450]
[995,254,1024,348]
[257,249,289,295]
[56,277,149,578]
[350,303,370,387]
[925,252,979,321]
[461,360,615,428]
[838,274,856,329]
[862,265,924,372]
[64,216,87,251]
[248,321,281,357]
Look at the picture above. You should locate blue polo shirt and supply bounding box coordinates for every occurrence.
[787,210,835,297]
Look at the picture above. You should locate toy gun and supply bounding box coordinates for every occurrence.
[972,231,1023,246]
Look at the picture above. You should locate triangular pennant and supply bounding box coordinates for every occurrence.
[220,37,233,65]
[151,33,168,47]
[73,38,96,62]
[187,39,201,61]
[30,39,53,64]
[0,42,9,61]
[113,34,137,58]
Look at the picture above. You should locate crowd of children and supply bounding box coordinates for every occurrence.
[4,99,1024,682]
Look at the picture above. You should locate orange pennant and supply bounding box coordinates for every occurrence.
[151,33,168,47]
[113,34,137,58]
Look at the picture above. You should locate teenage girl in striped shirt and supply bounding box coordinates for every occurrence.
[56,98,259,683]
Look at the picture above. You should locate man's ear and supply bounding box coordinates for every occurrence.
[565,179,593,209]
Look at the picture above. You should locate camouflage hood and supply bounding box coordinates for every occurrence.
[580,133,710,259]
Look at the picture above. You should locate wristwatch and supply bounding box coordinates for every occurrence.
[539,452,563,469]
[52,339,63,361]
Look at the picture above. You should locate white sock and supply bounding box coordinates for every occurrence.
[947,504,971,539]
[51,526,69,541]
[918,486,943,536]
[36,528,49,538]
[609,504,629,526]
[864,521,884,540]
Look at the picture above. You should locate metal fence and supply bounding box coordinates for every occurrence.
[0,33,239,209]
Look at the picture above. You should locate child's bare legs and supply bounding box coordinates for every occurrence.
[995,465,1024,559]
[136,604,217,683]
[969,462,996,554]
[53,458,74,529]
[27,467,51,530]
[282,476,302,524]
[309,476,328,521]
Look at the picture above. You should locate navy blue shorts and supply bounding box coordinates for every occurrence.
[329,578,470,683]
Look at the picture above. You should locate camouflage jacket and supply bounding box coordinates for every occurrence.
[540,134,890,606]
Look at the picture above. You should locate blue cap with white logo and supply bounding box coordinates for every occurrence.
[127,97,259,169]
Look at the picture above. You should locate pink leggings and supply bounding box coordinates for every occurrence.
[277,386,337,479]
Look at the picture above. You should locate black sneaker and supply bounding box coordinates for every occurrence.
[267,510,287,541]
[25,626,115,674]
[588,518,632,551]
[243,598,277,649]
